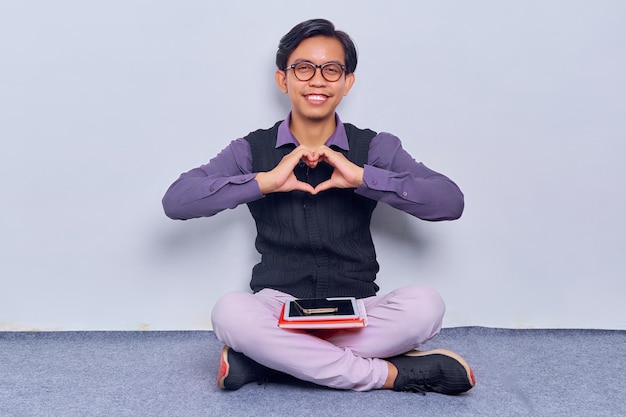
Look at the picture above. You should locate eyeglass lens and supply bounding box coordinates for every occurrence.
[292,62,344,82]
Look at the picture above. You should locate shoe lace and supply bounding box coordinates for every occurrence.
[400,370,432,395]
[256,369,280,388]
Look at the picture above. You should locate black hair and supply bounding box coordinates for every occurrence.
[276,19,358,74]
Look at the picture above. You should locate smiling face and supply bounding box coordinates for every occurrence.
[275,35,355,129]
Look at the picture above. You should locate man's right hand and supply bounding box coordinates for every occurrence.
[255,146,316,195]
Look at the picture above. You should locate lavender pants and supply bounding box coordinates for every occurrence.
[211,285,445,391]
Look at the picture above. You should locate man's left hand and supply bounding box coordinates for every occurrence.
[306,146,365,194]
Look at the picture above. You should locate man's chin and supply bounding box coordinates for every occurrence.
[300,111,335,123]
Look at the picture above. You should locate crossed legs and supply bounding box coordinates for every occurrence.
[211,285,445,391]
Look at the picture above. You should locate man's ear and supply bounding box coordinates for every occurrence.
[343,73,355,96]
[275,70,288,93]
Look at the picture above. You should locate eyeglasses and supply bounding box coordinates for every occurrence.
[284,61,347,82]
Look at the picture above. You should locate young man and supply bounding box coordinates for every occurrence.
[162,19,475,394]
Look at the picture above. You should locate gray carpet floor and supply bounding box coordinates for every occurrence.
[1,327,623,417]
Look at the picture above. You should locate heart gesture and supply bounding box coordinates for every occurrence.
[255,146,364,195]
[308,146,364,194]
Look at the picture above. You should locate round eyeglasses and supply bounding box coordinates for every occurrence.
[285,62,347,82]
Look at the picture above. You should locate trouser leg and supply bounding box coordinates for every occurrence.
[210,285,444,391]
[321,285,445,358]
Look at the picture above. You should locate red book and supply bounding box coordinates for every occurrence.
[278,297,368,329]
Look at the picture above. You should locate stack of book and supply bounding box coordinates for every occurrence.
[278,297,368,329]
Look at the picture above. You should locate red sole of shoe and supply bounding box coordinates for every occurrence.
[217,346,230,389]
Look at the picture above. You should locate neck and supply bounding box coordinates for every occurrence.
[289,113,336,148]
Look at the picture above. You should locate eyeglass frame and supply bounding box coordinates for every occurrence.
[284,61,348,82]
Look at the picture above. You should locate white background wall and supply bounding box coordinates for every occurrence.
[1,1,624,331]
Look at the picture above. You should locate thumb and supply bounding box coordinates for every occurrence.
[312,180,333,195]
[293,180,316,194]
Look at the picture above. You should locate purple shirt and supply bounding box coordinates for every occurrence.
[163,114,464,221]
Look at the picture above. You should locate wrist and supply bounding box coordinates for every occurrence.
[354,167,365,187]
[255,172,271,195]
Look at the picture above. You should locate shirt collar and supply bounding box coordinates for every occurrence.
[276,113,350,150]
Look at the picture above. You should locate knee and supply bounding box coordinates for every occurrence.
[211,291,250,333]
[394,285,446,328]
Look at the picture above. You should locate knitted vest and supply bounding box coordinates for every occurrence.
[245,121,380,299]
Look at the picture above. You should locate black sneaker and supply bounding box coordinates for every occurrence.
[387,349,476,395]
[217,346,270,390]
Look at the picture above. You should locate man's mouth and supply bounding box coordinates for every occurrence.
[305,94,329,103]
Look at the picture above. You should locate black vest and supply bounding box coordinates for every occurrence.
[245,121,380,298]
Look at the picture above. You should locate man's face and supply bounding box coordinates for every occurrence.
[275,35,355,125]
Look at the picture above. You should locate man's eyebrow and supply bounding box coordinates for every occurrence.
[289,59,345,65]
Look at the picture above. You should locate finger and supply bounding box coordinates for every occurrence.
[304,158,319,169]
[303,150,320,162]
[287,145,313,159]
[314,147,343,167]
[312,180,333,194]
[279,147,312,170]
[293,181,315,194]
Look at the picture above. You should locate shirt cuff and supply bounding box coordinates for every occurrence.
[362,165,390,191]
[359,165,414,202]
[179,173,259,205]
[205,173,257,196]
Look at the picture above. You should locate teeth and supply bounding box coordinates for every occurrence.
[307,95,326,101]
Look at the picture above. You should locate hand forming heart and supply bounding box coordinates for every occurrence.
[255,145,365,195]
